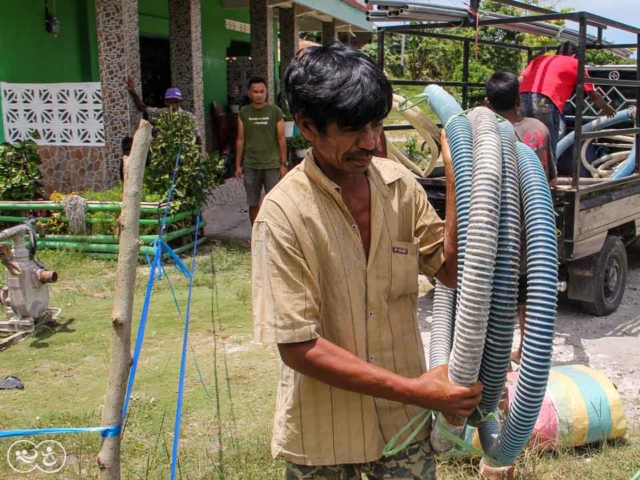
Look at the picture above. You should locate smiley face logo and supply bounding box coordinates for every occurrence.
[7,440,67,474]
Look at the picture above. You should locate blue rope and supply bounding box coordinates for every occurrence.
[170,214,201,480]
[0,147,186,443]
[0,425,121,439]
[123,147,185,424]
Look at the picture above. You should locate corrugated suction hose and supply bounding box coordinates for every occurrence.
[424,86,558,465]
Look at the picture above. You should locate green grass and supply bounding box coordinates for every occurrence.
[0,244,638,479]
[0,243,283,479]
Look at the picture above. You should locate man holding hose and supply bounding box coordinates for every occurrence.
[252,41,482,479]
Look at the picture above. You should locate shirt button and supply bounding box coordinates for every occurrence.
[368,355,375,362]
[368,311,374,318]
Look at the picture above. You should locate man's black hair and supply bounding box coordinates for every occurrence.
[248,76,267,89]
[486,72,520,112]
[557,41,578,56]
[284,40,392,134]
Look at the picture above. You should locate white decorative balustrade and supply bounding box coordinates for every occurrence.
[1,82,105,146]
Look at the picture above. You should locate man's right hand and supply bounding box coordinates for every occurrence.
[601,103,616,118]
[408,365,482,419]
[235,165,243,180]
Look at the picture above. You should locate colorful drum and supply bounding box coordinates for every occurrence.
[463,365,626,452]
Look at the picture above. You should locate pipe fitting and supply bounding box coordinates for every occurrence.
[37,269,58,284]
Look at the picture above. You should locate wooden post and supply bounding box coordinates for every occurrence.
[97,120,153,479]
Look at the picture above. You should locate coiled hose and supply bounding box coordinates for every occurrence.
[424,86,558,465]
[494,143,558,462]
[475,121,521,436]
[447,107,502,387]
[556,107,635,159]
[610,138,637,179]
[426,85,473,370]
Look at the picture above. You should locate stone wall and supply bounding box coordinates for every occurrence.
[38,146,109,194]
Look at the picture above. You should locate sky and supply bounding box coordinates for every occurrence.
[376,1,639,57]
[555,0,639,46]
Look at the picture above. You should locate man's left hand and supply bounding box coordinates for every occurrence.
[601,104,616,118]
[279,164,288,179]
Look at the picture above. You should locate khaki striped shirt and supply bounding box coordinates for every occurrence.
[252,153,445,466]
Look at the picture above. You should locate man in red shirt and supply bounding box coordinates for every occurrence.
[519,41,615,155]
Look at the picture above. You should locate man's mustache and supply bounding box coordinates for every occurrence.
[345,148,378,161]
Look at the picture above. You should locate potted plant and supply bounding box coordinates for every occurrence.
[283,112,296,138]
[287,135,311,159]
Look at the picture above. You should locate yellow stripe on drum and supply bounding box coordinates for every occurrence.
[546,369,589,446]
[572,365,627,439]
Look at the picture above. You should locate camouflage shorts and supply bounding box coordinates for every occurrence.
[284,440,436,480]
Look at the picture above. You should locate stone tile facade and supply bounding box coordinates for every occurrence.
[169,0,206,142]
[95,0,141,188]
[279,6,299,100]
[38,146,108,194]
[250,0,275,102]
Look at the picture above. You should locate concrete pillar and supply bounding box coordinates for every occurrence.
[169,0,205,142]
[250,0,275,102]
[279,6,299,99]
[322,20,337,46]
[95,0,142,185]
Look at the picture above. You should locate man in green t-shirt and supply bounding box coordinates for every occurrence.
[235,76,287,227]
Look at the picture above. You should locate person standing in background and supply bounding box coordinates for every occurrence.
[235,76,287,227]
[486,71,556,366]
[519,41,615,155]
[126,77,202,146]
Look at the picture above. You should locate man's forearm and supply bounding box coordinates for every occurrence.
[127,90,147,114]
[441,165,458,286]
[436,134,458,288]
[236,141,244,168]
[279,139,287,164]
[279,337,417,405]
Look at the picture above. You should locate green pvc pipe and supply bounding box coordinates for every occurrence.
[0,202,163,213]
[36,240,155,255]
[0,210,198,227]
[85,238,208,260]
[0,216,28,223]
[163,237,208,257]
[38,222,205,245]
[0,215,161,226]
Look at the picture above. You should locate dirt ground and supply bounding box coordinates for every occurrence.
[205,179,640,425]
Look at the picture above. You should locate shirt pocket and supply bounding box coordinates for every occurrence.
[389,239,420,299]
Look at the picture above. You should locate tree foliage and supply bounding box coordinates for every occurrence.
[363,0,634,101]
[147,110,224,212]
[0,140,44,201]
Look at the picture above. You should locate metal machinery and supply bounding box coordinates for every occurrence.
[373,0,640,315]
[0,220,59,332]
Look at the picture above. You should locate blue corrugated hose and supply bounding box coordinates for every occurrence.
[610,138,637,179]
[422,86,558,465]
[555,108,635,160]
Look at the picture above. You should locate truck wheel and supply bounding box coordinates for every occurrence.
[581,236,627,316]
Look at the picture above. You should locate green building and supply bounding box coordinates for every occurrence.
[0,0,371,193]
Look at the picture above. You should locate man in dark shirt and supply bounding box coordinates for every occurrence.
[235,76,287,227]
[486,71,555,364]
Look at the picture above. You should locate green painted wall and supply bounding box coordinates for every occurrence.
[201,2,250,110]
[139,0,169,37]
[0,0,99,142]
[137,0,252,109]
